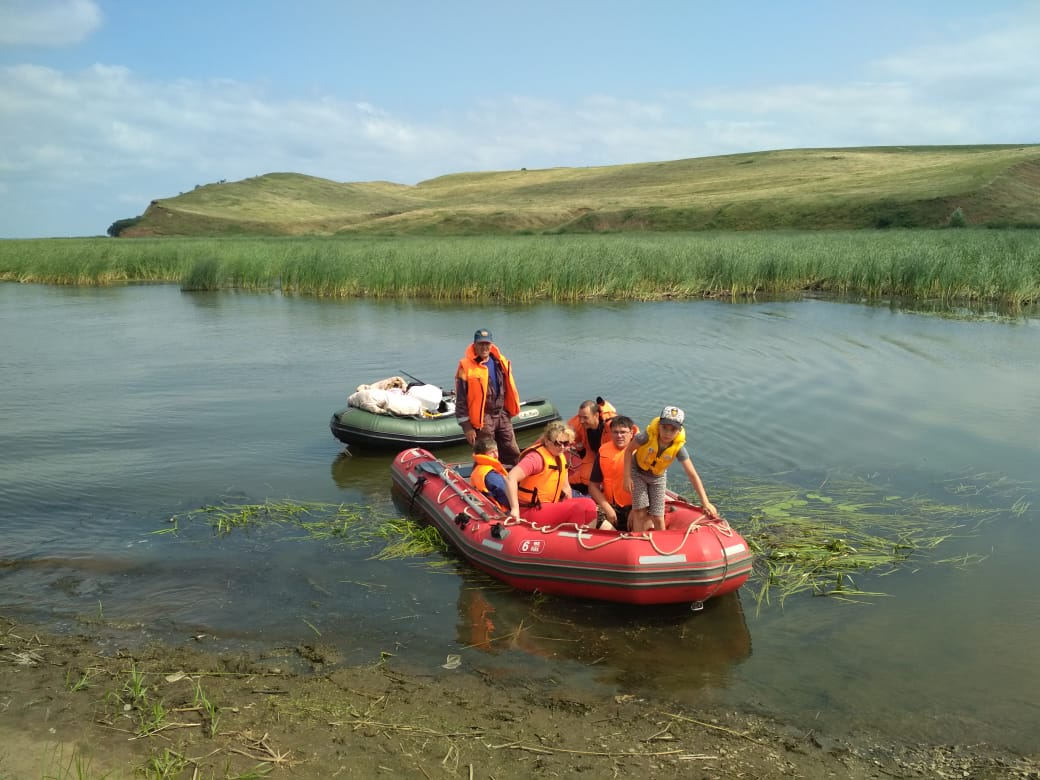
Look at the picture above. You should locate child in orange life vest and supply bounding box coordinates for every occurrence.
[622,406,718,533]
[469,439,509,510]
[505,421,598,528]
[586,415,637,532]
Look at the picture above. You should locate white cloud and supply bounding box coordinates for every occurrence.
[0,0,102,46]
[684,26,1040,151]
[2,8,1039,236]
[874,20,1040,92]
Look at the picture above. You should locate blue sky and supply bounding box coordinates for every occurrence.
[1,1,1038,238]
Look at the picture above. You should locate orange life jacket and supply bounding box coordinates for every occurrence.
[470,453,508,509]
[456,343,521,430]
[566,398,617,485]
[597,422,638,507]
[516,444,567,507]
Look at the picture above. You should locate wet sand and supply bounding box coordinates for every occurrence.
[2,615,1036,779]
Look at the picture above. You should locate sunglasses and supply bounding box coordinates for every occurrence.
[551,439,571,447]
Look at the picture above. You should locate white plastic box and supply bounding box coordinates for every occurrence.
[408,384,443,412]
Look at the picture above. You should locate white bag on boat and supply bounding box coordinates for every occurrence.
[385,392,423,416]
[370,376,408,391]
[348,386,390,414]
[348,385,423,416]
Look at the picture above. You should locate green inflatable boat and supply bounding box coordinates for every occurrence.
[330,397,560,450]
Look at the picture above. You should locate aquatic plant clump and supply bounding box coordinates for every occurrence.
[709,470,1033,611]
[157,471,1032,613]
[162,500,446,558]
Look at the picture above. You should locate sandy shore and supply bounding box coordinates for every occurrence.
[4,615,1038,779]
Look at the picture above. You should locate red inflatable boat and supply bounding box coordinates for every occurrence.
[391,447,753,607]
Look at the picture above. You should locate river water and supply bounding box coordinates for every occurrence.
[1,283,1038,751]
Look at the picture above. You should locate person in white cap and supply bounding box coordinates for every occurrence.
[622,405,718,532]
[455,328,522,466]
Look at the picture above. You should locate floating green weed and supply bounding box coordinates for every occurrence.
[711,470,1033,612]
[161,472,1031,613]
[369,517,448,560]
[171,499,335,535]
[165,500,445,560]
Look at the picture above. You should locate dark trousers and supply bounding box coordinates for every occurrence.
[476,407,520,467]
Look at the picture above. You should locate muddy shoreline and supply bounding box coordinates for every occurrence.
[2,615,1036,779]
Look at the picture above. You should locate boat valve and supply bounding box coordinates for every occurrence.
[454,512,470,528]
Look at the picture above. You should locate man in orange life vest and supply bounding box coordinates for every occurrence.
[455,328,522,466]
[566,397,617,495]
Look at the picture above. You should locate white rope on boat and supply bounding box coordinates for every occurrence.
[411,456,738,558]
[644,516,735,555]
[645,520,699,556]
[575,528,629,551]
[499,514,732,554]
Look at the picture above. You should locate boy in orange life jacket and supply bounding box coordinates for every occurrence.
[469,439,509,510]
[586,415,637,531]
[455,328,522,467]
[622,406,718,533]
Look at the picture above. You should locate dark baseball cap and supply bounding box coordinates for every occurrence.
[473,329,493,343]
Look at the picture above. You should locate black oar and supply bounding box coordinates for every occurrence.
[400,370,434,387]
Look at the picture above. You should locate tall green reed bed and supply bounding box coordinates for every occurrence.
[2,230,1038,304]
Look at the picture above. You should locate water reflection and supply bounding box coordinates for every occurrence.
[454,576,752,692]
[329,450,403,495]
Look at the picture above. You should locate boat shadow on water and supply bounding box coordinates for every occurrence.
[453,573,753,693]
[330,449,424,494]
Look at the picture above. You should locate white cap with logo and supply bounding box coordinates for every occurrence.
[660,405,685,427]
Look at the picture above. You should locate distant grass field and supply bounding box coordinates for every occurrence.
[120,145,1040,237]
[3,231,1038,305]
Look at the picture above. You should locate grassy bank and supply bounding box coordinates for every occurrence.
[122,146,1040,236]
[2,230,1039,304]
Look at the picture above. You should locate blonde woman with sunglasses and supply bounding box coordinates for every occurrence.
[505,421,598,528]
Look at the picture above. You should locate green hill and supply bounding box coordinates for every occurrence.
[122,145,1040,237]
